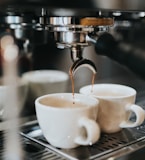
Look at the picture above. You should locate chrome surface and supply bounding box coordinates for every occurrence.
[48,17,112,75]
[50,17,72,25]
[69,46,97,78]
[54,32,87,46]
[51,25,109,49]
[70,58,97,76]
[48,16,112,48]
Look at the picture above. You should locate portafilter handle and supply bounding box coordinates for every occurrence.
[94,32,145,79]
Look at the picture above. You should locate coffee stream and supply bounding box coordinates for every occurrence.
[69,72,75,104]
[69,69,96,104]
[91,73,96,93]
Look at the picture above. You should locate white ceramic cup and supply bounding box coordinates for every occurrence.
[22,70,69,111]
[80,83,145,134]
[0,78,28,119]
[35,93,100,149]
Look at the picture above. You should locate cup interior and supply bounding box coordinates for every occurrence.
[36,93,99,109]
[80,83,136,98]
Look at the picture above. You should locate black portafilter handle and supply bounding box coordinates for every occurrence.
[95,32,145,79]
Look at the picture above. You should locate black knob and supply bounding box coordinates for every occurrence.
[95,33,145,79]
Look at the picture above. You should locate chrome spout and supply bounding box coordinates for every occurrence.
[69,58,97,76]
[70,46,83,62]
[69,58,97,96]
[69,45,97,76]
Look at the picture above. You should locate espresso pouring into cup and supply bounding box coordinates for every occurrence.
[35,93,100,149]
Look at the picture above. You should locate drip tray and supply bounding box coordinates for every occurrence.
[20,119,145,160]
[20,94,145,160]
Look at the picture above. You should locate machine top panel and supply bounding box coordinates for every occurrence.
[1,0,145,14]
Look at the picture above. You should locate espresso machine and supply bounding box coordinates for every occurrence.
[1,0,145,160]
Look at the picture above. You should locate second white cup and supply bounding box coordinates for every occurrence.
[80,83,145,134]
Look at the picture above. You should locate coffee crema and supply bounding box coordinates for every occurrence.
[39,97,88,108]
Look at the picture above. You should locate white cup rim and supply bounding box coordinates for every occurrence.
[22,69,69,83]
[79,83,136,99]
[35,93,99,111]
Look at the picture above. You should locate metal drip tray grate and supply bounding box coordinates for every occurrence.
[20,118,145,160]
[19,94,145,160]
[0,129,68,160]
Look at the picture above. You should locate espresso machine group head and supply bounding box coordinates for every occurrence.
[0,8,114,76]
[48,16,114,76]
[1,0,145,78]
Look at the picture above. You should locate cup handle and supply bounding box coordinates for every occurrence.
[120,104,145,128]
[74,117,100,146]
